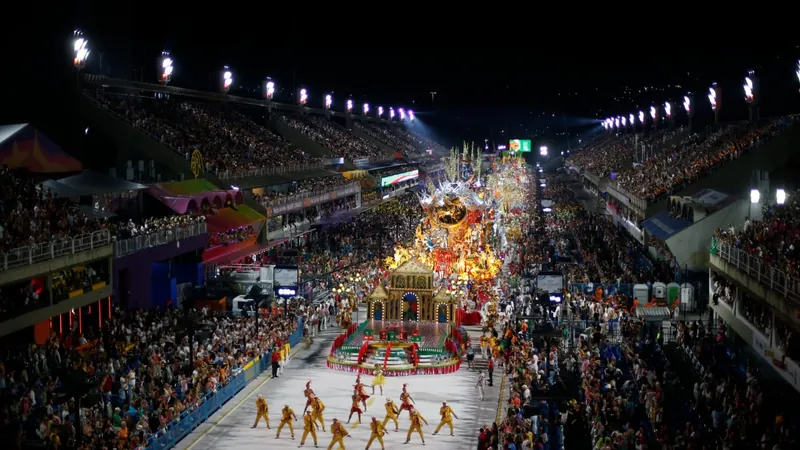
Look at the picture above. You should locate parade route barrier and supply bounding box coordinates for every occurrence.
[145,318,304,450]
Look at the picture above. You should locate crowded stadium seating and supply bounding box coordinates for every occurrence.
[280,114,389,161]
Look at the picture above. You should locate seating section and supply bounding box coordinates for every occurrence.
[280,114,386,160]
[87,92,314,176]
[253,175,352,206]
[354,122,417,154]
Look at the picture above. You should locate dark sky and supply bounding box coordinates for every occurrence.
[7,9,800,149]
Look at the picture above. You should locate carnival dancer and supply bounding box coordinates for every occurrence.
[303,380,316,414]
[354,375,370,411]
[327,418,349,450]
[432,401,459,436]
[398,384,415,417]
[381,397,400,432]
[479,333,489,359]
[366,417,386,450]
[347,391,363,424]
[371,364,385,395]
[276,404,297,440]
[312,396,327,432]
[299,410,318,447]
[251,394,270,429]
[476,371,486,401]
[403,406,427,445]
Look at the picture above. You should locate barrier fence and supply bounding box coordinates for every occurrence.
[217,162,327,180]
[713,239,800,303]
[146,318,304,450]
[113,223,208,257]
[1,230,111,272]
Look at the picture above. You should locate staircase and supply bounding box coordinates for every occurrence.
[363,347,409,366]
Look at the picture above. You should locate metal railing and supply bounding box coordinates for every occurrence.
[114,223,208,257]
[714,239,800,303]
[260,182,361,216]
[1,230,111,272]
[606,180,648,211]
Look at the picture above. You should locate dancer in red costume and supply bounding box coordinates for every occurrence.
[398,384,415,417]
[354,374,370,411]
[302,380,315,415]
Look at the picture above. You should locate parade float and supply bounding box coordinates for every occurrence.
[327,145,531,375]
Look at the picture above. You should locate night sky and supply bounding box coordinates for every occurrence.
[7,10,800,150]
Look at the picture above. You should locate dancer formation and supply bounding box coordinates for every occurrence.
[251,379,459,449]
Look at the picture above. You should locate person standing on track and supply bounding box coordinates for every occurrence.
[251,394,270,429]
[299,410,318,447]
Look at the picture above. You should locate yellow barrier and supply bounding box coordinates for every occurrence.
[69,290,84,298]
[92,281,106,290]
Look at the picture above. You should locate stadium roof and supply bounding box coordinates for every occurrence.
[57,171,147,196]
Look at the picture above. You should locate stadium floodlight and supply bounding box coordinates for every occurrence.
[664,102,672,117]
[389,107,395,119]
[399,108,406,120]
[622,116,627,127]
[73,30,90,68]
[743,73,754,103]
[408,110,415,121]
[708,85,718,109]
[265,80,275,100]
[638,111,645,123]
[683,95,691,113]
[346,99,353,112]
[539,146,548,156]
[160,52,173,84]
[615,117,620,128]
[299,88,308,105]
[629,114,634,126]
[363,103,370,115]
[602,121,608,130]
[325,94,332,109]
[777,188,787,205]
[750,189,760,204]
[796,59,800,85]
[378,106,384,117]
[650,106,657,120]
[222,67,233,93]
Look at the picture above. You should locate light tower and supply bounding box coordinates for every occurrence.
[708,82,721,129]
[299,88,308,106]
[346,99,354,114]
[389,107,395,120]
[325,94,333,109]
[743,70,759,123]
[684,94,694,132]
[629,114,635,133]
[664,101,673,130]
[263,79,275,100]
[363,103,370,116]
[650,106,658,131]
[221,67,233,93]
[160,52,173,85]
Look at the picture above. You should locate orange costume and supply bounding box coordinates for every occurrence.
[354,374,370,409]
[347,392,363,424]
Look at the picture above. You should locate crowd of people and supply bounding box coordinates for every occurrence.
[109,216,206,240]
[354,122,417,154]
[0,304,303,450]
[252,176,352,205]
[567,116,796,205]
[208,225,256,248]
[281,115,387,161]
[88,91,315,176]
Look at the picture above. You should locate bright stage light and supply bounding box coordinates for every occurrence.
[750,189,760,204]
[265,80,275,100]
[615,117,620,128]
[325,94,332,109]
[650,106,656,120]
[683,95,691,113]
[346,99,353,112]
[708,85,718,109]
[638,111,645,123]
[299,88,308,105]
[629,113,634,125]
[408,110,415,121]
[378,106,384,117]
[73,30,90,68]
[160,52,173,84]
[389,107,395,119]
[622,116,627,126]
[664,102,671,117]
[222,68,233,92]
[363,103,370,115]
[743,74,754,103]
[399,108,406,120]
[777,189,787,205]
[539,146,548,156]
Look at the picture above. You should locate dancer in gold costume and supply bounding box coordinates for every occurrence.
[403,406,427,445]
[275,404,297,440]
[365,416,386,450]
[251,394,270,429]
[312,396,327,432]
[432,401,459,436]
[381,398,400,432]
[327,418,349,450]
[299,410,318,447]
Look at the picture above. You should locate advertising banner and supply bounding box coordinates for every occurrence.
[381,170,419,187]
[508,139,532,153]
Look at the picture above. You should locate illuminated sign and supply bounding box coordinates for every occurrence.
[381,169,419,187]
[508,139,531,153]
[277,288,297,296]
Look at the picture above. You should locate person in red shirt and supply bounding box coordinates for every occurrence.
[271,347,281,378]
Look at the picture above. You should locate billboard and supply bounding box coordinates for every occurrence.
[508,139,532,153]
[381,169,419,187]
[537,272,564,294]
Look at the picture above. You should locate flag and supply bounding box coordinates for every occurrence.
[710,237,718,255]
